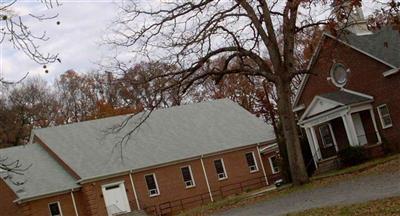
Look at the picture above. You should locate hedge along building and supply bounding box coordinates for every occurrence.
[293,3,400,172]
[0,99,281,216]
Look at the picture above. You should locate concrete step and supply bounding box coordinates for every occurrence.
[315,156,341,175]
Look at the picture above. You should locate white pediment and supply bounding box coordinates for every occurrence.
[300,96,343,121]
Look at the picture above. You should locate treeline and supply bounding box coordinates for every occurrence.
[0,61,277,148]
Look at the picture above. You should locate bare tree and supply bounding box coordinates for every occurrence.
[106,0,400,184]
[0,0,60,85]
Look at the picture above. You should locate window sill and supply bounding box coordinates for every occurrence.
[217,177,228,181]
[185,185,196,189]
[382,124,393,129]
[250,169,259,173]
[149,193,160,198]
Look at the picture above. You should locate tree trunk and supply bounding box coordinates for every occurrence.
[262,83,291,183]
[276,78,309,185]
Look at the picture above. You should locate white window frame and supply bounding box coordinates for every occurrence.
[245,152,259,173]
[144,173,160,197]
[268,156,280,174]
[377,104,393,129]
[214,158,228,180]
[319,123,336,148]
[330,63,349,88]
[180,165,196,188]
[48,201,63,216]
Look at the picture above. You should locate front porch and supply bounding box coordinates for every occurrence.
[299,90,383,172]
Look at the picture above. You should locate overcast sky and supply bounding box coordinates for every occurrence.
[0,0,382,84]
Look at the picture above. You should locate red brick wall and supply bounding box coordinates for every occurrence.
[202,146,266,198]
[261,150,282,183]
[0,181,85,216]
[81,174,137,216]
[2,145,277,216]
[0,179,21,216]
[78,145,271,215]
[16,192,78,216]
[297,36,400,151]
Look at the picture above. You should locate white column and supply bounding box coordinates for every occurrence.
[256,146,269,186]
[347,113,360,146]
[369,108,382,144]
[310,127,322,160]
[129,172,141,210]
[305,127,319,168]
[342,114,356,146]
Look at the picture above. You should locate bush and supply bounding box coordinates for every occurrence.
[338,146,367,167]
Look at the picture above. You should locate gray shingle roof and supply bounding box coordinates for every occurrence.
[319,90,372,105]
[342,26,400,67]
[0,143,79,201]
[34,99,275,181]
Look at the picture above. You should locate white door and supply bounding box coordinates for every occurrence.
[102,182,131,216]
[352,113,368,145]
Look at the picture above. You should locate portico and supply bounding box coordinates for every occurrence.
[298,89,382,169]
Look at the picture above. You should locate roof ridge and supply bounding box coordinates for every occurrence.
[33,98,232,133]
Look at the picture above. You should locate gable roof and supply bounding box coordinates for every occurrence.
[342,26,400,68]
[299,89,373,123]
[0,143,79,202]
[293,27,400,109]
[319,90,372,105]
[33,99,275,181]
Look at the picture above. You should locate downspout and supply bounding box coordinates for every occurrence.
[200,155,213,202]
[256,143,269,186]
[70,190,79,216]
[129,170,141,210]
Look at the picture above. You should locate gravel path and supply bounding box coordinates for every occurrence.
[215,170,400,216]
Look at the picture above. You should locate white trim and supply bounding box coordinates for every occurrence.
[129,172,141,210]
[256,146,269,186]
[350,104,373,114]
[310,127,322,160]
[144,173,160,197]
[301,106,348,127]
[305,127,319,166]
[293,104,305,112]
[101,181,131,215]
[383,68,400,77]
[213,158,228,180]
[180,165,196,188]
[245,151,259,173]
[299,96,343,123]
[259,143,278,153]
[70,192,79,216]
[48,201,63,216]
[342,88,374,100]
[377,104,393,129]
[318,124,335,148]
[330,63,349,88]
[200,156,213,202]
[369,108,382,144]
[328,123,339,152]
[268,156,279,174]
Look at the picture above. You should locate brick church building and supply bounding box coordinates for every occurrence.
[0,99,280,216]
[293,3,400,171]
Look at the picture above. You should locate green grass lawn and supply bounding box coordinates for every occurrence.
[288,196,400,216]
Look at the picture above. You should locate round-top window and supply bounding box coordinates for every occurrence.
[331,64,348,87]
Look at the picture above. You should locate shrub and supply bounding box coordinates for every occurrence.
[338,146,367,167]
